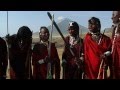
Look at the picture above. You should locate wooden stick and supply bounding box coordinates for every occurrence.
[97,59,104,79]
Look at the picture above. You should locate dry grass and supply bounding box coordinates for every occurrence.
[57,48,64,79]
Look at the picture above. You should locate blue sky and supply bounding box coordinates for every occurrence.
[0,11,112,37]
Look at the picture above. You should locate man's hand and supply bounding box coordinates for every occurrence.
[74,57,84,69]
[38,56,50,65]
[100,51,111,59]
[44,56,50,63]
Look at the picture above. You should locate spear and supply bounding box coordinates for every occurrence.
[46,13,54,79]
[6,11,10,79]
[7,11,8,35]
[47,12,75,57]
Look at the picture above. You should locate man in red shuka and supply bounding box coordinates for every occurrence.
[7,26,32,79]
[32,26,60,79]
[111,11,120,79]
[62,21,84,79]
[84,17,113,79]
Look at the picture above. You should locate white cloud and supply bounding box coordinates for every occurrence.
[57,16,64,21]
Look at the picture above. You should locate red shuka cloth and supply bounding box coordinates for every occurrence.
[62,36,84,79]
[84,33,112,79]
[112,34,120,79]
[32,43,60,79]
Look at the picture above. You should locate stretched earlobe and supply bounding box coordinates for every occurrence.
[39,33,41,35]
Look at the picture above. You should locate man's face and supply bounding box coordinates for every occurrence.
[88,19,98,33]
[39,28,49,42]
[68,27,78,36]
[112,11,120,24]
[20,36,32,45]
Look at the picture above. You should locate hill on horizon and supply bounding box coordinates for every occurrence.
[32,18,89,38]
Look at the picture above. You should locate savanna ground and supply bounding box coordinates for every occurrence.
[6,32,112,79]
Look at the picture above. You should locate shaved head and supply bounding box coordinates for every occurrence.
[112,11,120,24]
[113,11,120,16]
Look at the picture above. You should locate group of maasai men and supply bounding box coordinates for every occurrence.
[0,11,120,79]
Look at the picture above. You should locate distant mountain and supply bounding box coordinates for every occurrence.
[104,28,113,33]
[100,27,113,33]
[33,18,88,38]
